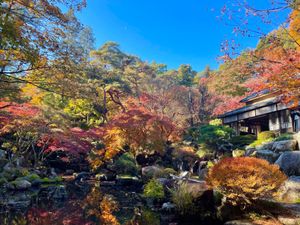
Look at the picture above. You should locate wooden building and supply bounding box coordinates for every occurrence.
[219,90,300,135]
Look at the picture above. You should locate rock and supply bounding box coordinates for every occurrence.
[232,150,246,157]
[278,216,300,225]
[65,169,74,175]
[116,176,142,187]
[256,142,274,151]
[224,220,255,225]
[278,176,300,203]
[293,132,300,147]
[8,179,31,190]
[95,173,116,181]
[156,178,174,189]
[3,162,14,172]
[74,172,91,181]
[277,204,300,225]
[0,159,8,170]
[6,193,32,209]
[15,156,26,167]
[50,168,57,177]
[52,185,67,199]
[161,202,176,212]
[275,151,300,176]
[245,147,256,156]
[0,149,6,159]
[142,166,161,178]
[272,140,297,152]
[198,168,208,180]
[254,150,280,163]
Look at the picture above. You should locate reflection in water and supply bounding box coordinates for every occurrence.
[0,182,212,225]
[0,182,149,225]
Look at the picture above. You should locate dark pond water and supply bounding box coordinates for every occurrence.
[0,181,221,225]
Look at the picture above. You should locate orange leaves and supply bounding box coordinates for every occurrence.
[99,195,120,225]
[206,157,287,206]
[102,99,181,157]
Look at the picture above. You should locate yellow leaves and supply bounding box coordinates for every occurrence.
[21,84,45,105]
[289,9,300,50]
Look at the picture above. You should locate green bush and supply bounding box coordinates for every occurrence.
[229,135,256,149]
[171,182,198,216]
[188,123,234,152]
[257,131,277,141]
[143,179,165,199]
[274,133,294,141]
[114,153,138,176]
[138,209,160,225]
[248,138,275,148]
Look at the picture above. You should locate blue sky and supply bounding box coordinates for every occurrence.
[77,0,290,71]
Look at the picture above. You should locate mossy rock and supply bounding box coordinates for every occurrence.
[41,176,63,183]
[8,179,32,190]
[154,167,177,178]
[24,173,41,182]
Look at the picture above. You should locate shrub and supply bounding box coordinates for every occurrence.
[274,133,293,141]
[171,182,198,216]
[206,157,286,207]
[114,153,138,176]
[138,209,160,225]
[248,131,278,148]
[257,131,277,141]
[229,135,256,149]
[143,179,165,199]
[188,123,234,152]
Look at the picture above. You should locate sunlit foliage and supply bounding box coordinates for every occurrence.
[206,157,287,207]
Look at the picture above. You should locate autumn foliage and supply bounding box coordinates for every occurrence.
[206,157,287,207]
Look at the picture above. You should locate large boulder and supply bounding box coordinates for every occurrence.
[272,140,297,152]
[254,150,280,163]
[245,147,256,156]
[142,166,161,178]
[275,151,300,176]
[293,132,300,148]
[256,142,274,151]
[278,176,300,203]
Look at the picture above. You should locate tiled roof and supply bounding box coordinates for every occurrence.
[219,98,279,118]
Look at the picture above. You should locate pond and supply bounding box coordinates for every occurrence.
[0,181,222,225]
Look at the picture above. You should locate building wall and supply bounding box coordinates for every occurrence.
[268,109,292,132]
